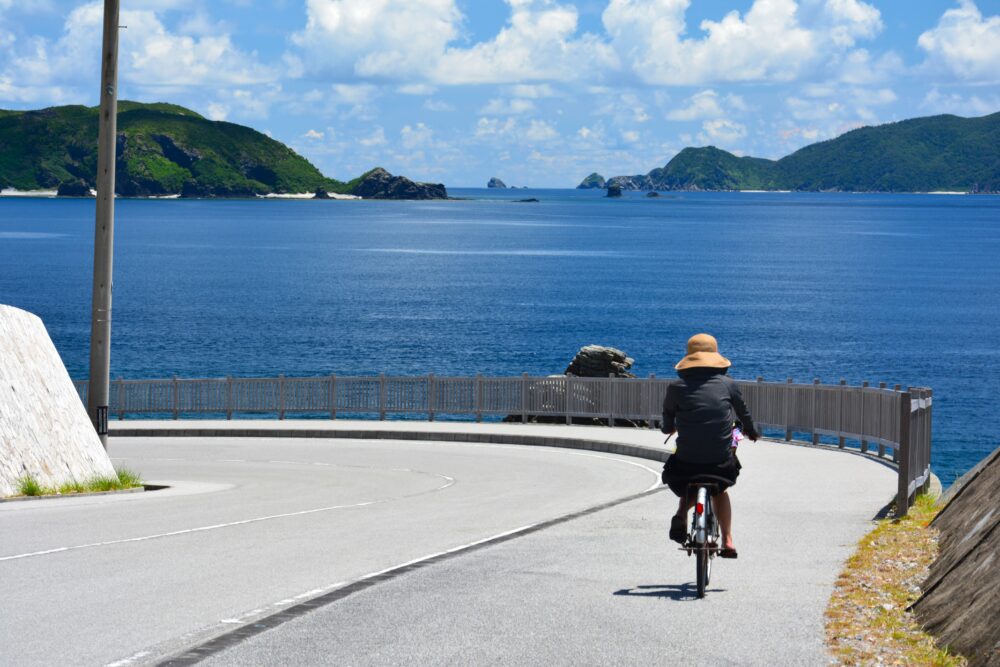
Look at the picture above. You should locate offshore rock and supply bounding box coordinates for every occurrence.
[577,172,606,189]
[565,345,636,378]
[352,167,447,200]
[487,177,507,188]
[505,345,644,427]
[606,184,623,198]
[646,191,661,198]
[313,188,332,199]
[57,180,92,197]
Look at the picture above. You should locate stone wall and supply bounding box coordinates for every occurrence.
[0,305,116,497]
[911,446,1000,666]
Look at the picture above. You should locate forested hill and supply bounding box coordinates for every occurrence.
[579,112,1000,193]
[0,102,445,199]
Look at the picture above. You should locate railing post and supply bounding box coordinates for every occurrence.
[379,373,386,421]
[565,375,572,425]
[608,373,615,427]
[860,380,869,454]
[837,379,846,448]
[648,374,657,430]
[811,378,820,445]
[329,374,337,420]
[172,375,179,420]
[521,372,529,424]
[784,378,792,441]
[116,377,125,420]
[475,373,483,423]
[428,373,436,422]
[755,376,763,436]
[897,389,912,516]
[278,374,285,420]
[226,375,233,420]
[922,389,933,494]
[891,384,901,462]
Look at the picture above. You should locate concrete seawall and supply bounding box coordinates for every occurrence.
[0,305,116,496]
[913,446,1000,666]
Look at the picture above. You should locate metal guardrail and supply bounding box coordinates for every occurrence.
[74,374,932,515]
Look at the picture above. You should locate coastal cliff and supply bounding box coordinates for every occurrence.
[578,112,1000,193]
[0,102,447,199]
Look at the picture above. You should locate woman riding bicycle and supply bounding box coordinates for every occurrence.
[661,333,759,559]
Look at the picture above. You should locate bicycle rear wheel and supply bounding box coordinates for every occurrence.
[696,547,709,598]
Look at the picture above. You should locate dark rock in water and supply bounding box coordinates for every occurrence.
[487,177,507,189]
[606,184,623,198]
[352,167,447,200]
[577,172,606,189]
[313,188,332,199]
[515,198,540,203]
[564,345,636,378]
[504,345,645,427]
[56,180,92,197]
[646,191,661,198]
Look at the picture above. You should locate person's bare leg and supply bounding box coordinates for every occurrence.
[675,496,691,518]
[713,491,734,550]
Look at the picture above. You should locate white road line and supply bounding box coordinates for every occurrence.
[0,481,452,563]
[104,650,151,667]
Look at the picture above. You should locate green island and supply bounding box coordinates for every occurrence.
[580,112,1000,193]
[0,101,445,199]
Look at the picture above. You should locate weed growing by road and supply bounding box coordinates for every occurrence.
[7,468,144,499]
[17,475,45,496]
[825,494,965,666]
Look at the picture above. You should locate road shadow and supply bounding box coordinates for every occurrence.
[613,583,727,601]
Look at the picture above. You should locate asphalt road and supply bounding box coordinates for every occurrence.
[0,436,661,666]
[0,435,895,666]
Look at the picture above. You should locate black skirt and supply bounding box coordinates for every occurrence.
[661,453,741,498]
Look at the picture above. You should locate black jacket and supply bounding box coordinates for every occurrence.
[661,368,759,465]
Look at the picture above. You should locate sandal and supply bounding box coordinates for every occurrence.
[669,515,687,544]
[719,547,739,559]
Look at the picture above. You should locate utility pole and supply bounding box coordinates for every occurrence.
[87,0,120,448]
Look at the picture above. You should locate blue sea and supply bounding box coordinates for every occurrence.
[2,189,998,484]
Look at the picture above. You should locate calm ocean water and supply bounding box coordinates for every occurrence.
[1,189,998,483]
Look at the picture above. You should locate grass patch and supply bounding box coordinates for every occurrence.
[17,475,48,496]
[8,468,144,499]
[825,494,966,666]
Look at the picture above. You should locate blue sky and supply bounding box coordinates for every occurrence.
[1,1,998,187]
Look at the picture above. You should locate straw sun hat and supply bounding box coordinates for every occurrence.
[675,333,731,371]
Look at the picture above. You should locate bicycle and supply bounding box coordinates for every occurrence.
[680,479,723,599]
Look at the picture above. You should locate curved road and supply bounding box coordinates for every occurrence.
[0,437,661,666]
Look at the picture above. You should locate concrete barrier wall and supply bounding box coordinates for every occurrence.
[0,305,117,497]
[912,446,1000,667]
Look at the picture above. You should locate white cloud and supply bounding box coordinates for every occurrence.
[398,83,436,95]
[435,1,615,85]
[509,84,556,98]
[601,0,885,86]
[667,89,724,120]
[400,122,433,149]
[423,98,455,112]
[921,88,1000,117]
[525,119,558,141]
[480,97,536,115]
[822,0,882,46]
[602,0,816,85]
[918,0,1000,82]
[697,118,747,145]
[292,0,461,79]
[0,1,277,107]
[359,127,387,146]
[620,129,640,143]
[304,129,325,139]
